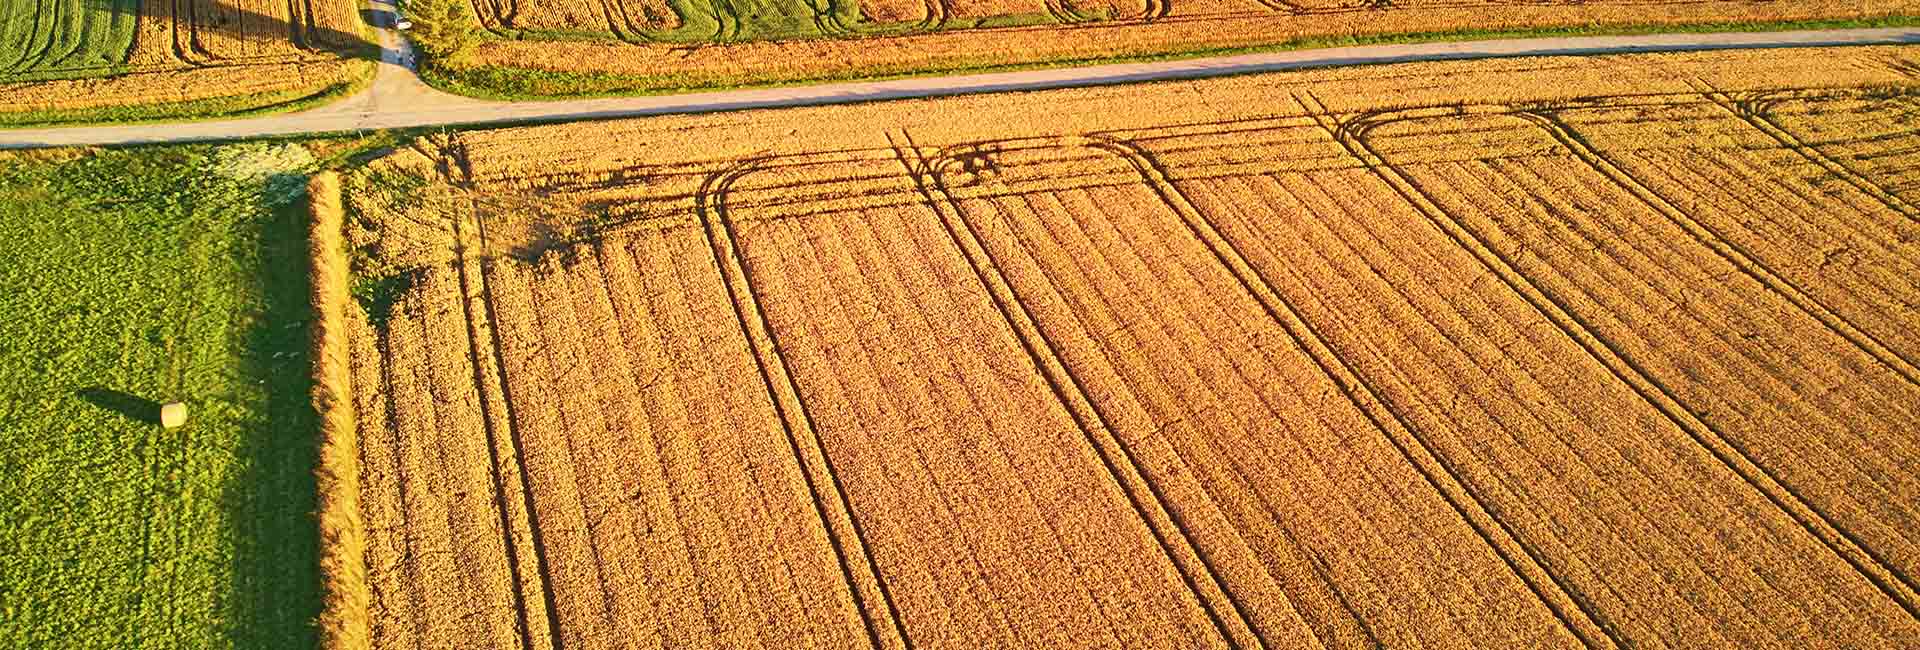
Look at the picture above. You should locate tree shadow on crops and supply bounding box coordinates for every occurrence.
[222,191,325,649]
[74,387,161,425]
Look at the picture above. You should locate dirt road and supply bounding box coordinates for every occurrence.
[1,27,1914,148]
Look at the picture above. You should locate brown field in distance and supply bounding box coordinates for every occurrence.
[342,45,1920,648]
[464,0,1913,93]
[0,0,368,116]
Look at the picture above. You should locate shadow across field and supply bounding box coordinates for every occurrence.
[6,0,381,81]
[23,0,385,74]
[222,187,326,649]
[127,0,381,57]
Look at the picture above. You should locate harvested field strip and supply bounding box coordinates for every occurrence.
[353,269,524,650]
[1343,107,1920,617]
[310,171,371,650]
[926,138,1584,647]
[479,223,876,649]
[695,160,907,650]
[711,151,1257,648]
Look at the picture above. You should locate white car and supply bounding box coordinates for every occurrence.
[395,19,413,30]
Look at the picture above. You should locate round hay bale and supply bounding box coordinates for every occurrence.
[160,402,188,429]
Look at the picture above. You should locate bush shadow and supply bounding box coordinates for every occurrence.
[362,8,400,29]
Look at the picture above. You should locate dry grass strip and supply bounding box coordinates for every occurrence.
[308,171,372,650]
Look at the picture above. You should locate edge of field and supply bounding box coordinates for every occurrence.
[422,14,1920,100]
[307,170,373,650]
[0,60,376,130]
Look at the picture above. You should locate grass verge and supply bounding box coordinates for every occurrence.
[424,14,1920,100]
[307,171,371,650]
[0,145,323,649]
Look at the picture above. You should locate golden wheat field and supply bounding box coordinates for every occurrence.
[335,44,1920,649]
[0,0,367,116]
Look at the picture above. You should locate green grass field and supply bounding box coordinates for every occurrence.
[0,146,321,649]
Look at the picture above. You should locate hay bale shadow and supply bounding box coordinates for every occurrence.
[75,387,161,425]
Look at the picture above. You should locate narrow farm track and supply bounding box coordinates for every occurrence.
[346,49,1920,649]
[5,27,1920,147]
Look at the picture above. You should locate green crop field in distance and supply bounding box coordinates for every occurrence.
[0,145,322,649]
[0,0,141,82]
